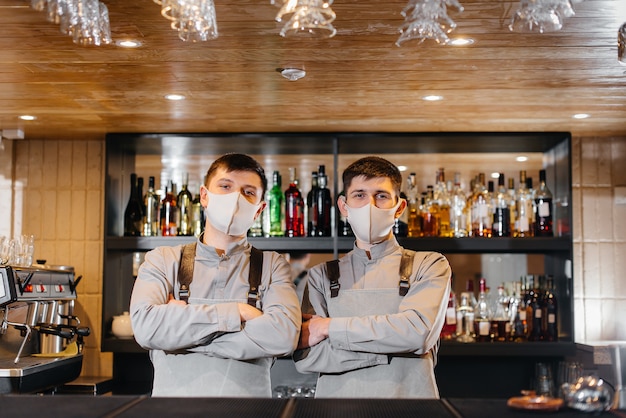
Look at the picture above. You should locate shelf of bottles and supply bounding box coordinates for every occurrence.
[103,132,573,355]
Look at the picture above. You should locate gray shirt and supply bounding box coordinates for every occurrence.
[130,236,301,396]
[294,237,451,382]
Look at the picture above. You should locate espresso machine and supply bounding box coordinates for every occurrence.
[0,264,89,394]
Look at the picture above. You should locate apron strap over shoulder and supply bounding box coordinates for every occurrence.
[398,249,415,296]
[177,243,263,306]
[247,246,263,307]
[326,259,341,298]
[177,242,197,304]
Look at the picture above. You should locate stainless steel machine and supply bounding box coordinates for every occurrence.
[0,264,89,394]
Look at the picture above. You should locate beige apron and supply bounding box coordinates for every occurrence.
[315,289,439,399]
[150,297,272,398]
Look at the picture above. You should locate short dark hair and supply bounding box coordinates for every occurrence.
[204,153,268,195]
[342,156,402,196]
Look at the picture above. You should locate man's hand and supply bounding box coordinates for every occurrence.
[297,314,330,349]
[167,294,187,306]
[238,303,263,322]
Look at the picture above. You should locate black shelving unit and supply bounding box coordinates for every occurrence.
[103,132,573,396]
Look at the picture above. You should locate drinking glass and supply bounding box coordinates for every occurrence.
[557,361,583,398]
[535,362,555,397]
[279,0,337,38]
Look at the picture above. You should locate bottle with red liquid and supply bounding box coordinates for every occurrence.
[440,286,458,340]
[284,167,305,237]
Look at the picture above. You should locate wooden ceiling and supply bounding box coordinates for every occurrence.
[0,0,625,140]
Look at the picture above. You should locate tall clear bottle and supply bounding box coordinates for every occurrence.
[406,172,421,237]
[177,173,193,236]
[450,172,468,237]
[473,277,493,342]
[316,165,332,237]
[510,279,528,342]
[469,173,492,237]
[124,173,144,236]
[142,176,159,236]
[456,291,476,343]
[306,171,319,236]
[515,170,534,237]
[265,170,284,237]
[492,173,512,237]
[534,169,554,237]
[285,167,305,237]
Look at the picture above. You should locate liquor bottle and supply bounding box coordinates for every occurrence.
[306,171,319,236]
[393,192,409,237]
[534,169,554,237]
[492,284,511,342]
[434,168,452,237]
[160,183,178,236]
[542,275,558,341]
[450,172,468,238]
[473,277,493,342]
[421,185,440,237]
[406,173,421,237]
[177,173,193,236]
[492,173,512,237]
[515,171,534,237]
[124,173,144,236]
[285,167,305,237]
[507,177,517,235]
[337,190,354,237]
[440,281,458,340]
[528,275,544,341]
[468,173,492,237]
[266,171,284,237]
[191,194,203,237]
[137,176,145,214]
[456,291,476,343]
[510,279,528,342]
[316,165,332,237]
[142,176,160,236]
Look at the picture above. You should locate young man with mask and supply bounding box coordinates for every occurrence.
[130,153,301,397]
[294,156,451,399]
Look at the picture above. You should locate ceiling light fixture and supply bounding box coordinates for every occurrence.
[422,95,443,101]
[116,40,142,48]
[278,68,306,81]
[516,156,528,162]
[19,115,36,121]
[449,38,474,46]
[164,94,186,101]
[572,113,590,119]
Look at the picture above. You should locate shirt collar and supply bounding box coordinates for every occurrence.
[196,232,250,259]
[351,236,401,261]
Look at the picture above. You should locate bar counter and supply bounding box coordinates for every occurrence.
[0,395,623,418]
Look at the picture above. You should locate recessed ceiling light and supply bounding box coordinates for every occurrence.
[572,113,590,119]
[422,95,443,101]
[449,38,475,46]
[490,172,500,179]
[116,40,142,48]
[516,156,528,162]
[19,115,36,121]
[164,94,186,101]
[397,165,408,172]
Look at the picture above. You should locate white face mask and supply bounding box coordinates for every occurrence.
[343,197,404,244]
[204,190,262,237]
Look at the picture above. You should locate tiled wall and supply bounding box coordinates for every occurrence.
[8,139,111,377]
[0,135,624,378]
[572,137,626,342]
